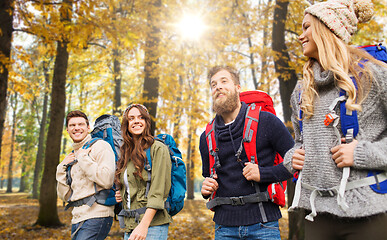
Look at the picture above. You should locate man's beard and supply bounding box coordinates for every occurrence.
[213,89,239,116]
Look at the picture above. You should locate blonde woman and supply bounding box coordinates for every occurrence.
[283,0,387,239]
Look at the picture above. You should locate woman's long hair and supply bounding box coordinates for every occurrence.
[301,15,384,119]
[115,105,154,189]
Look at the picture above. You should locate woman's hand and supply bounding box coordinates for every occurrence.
[129,223,148,240]
[115,190,122,203]
[128,208,157,240]
[331,138,358,168]
[292,148,305,170]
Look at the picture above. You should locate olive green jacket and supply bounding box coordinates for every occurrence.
[120,140,172,231]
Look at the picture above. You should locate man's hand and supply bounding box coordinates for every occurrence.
[331,138,358,168]
[243,162,260,182]
[75,148,92,160]
[201,175,219,197]
[292,148,305,170]
[62,152,75,165]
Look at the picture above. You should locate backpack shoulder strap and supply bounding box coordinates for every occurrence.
[242,104,261,164]
[66,137,101,190]
[205,119,218,177]
[144,147,152,197]
[339,77,359,142]
[82,137,101,149]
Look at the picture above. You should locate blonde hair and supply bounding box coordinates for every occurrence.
[301,15,383,119]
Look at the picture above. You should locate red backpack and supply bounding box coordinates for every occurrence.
[205,90,287,208]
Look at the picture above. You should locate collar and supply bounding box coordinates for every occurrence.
[72,134,92,151]
[313,61,334,88]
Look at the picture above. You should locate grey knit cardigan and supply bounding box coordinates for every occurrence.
[283,61,387,218]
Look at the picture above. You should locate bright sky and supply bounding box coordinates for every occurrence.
[176,14,207,41]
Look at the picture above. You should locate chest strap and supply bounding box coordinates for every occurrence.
[64,188,110,210]
[117,201,170,228]
[206,191,270,209]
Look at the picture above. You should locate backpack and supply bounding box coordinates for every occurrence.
[144,134,187,216]
[359,44,387,63]
[205,90,287,210]
[65,114,123,210]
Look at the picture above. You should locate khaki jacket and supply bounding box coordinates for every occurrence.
[120,140,172,231]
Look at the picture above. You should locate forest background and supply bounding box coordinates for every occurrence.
[0,0,386,239]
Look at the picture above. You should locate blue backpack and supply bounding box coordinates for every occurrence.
[294,43,387,194]
[65,114,123,210]
[339,44,387,193]
[145,134,187,216]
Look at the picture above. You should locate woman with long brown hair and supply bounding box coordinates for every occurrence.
[115,104,171,240]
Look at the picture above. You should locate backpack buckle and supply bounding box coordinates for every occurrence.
[324,112,338,126]
[230,196,245,206]
[316,189,336,197]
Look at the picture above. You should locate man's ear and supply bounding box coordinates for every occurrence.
[236,84,241,93]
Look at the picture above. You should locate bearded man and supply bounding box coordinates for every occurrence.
[199,65,294,239]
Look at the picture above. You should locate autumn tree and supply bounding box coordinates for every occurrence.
[32,54,51,199]
[36,0,73,226]
[142,0,161,134]
[0,0,14,184]
[6,92,18,193]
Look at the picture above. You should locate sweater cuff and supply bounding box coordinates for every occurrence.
[353,141,368,168]
[259,167,274,182]
[283,148,297,174]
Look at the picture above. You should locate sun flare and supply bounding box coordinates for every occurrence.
[177,14,207,41]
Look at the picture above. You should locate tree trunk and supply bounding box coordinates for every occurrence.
[32,60,50,199]
[186,130,194,200]
[247,36,258,90]
[62,83,73,154]
[260,0,272,92]
[272,1,303,239]
[272,0,298,122]
[6,93,17,193]
[0,166,4,189]
[113,48,122,116]
[36,39,68,227]
[36,0,71,225]
[0,0,14,189]
[19,163,27,192]
[172,72,184,142]
[142,0,161,135]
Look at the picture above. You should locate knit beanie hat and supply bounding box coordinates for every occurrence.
[305,0,374,43]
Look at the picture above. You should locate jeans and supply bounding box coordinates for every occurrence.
[124,224,169,240]
[71,217,113,240]
[215,221,281,240]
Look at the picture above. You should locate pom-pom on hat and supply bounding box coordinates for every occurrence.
[305,0,374,43]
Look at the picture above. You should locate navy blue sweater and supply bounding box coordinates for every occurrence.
[199,102,294,226]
